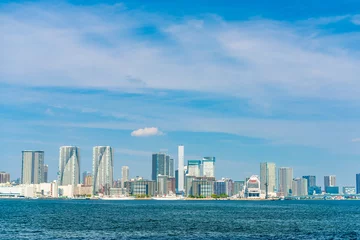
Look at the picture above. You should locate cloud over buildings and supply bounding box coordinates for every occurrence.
[131,127,163,137]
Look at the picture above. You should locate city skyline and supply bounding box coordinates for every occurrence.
[1,1,360,187]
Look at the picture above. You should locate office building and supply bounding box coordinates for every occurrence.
[121,166,129,188]
[92,146,114,195]
[357,174,360,194]
[302,175,316,188]
[292,178,308,197]
[343,186,356,195]
[308,186,322,195]
[0,172,10,184]
[169,158,175,177]
[43,164,48,183]
[187,160,201,177]
[233,181,245,196]
[278,167,293,197]
[167,177,176,194]
[260,162,276,196]
[178,145,184,192]
[152,153,171,184]
[202,157,215,177]
[192,178,214,197]
[21,150,44,184]
[185,175,196,196]
[58,146,80,186]
[128,179,156,196]
[324,175,336,189]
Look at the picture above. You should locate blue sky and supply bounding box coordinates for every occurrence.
[1,0,360,187]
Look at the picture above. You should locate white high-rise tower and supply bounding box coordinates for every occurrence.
[121,166,129,188]
[58,146,80,186]
[260,162,276,196]
[178,145,184,193]
[92,146,114,195]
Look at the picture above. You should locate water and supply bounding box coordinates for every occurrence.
[1,199,360,239]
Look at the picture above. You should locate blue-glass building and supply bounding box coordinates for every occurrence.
[325,186,339,194]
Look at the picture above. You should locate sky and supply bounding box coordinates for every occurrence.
[1,0,360,187]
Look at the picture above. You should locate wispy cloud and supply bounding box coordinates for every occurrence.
[131,127,163,137]
[351,138,360,142]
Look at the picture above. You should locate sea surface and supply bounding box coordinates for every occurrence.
[0,199,360,240]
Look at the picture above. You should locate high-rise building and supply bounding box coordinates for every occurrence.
[187,160,201,177]
[92,146,113,195]
[58,146,80,186]
[260,162,276,196]
[278,167,293,197]
[233,181,245,196]
[121,166,129,188]
[43,164,48,183]
[157,175,168,196]
[178,145,184,193]
[324,175,336,189]
[357,174,360,194]
[292,178,308,196]
[245,175,261,198]
[152,153,170,183]
[202,157,215,177]
[84,175,93,186]
[0,172,10,184]
[21,150,44,184]
[169,158,175,177]
[82,171,91,184]
[302,175,316,188]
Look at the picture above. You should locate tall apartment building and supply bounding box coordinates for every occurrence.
[121,166,129,188]
[178,145,184,192]
[152,153,174,183]
[92,146,113,195]
[292,178,308,196]
[202,157,215,177]
[278,167,293,197]
[260,162,276,196]
[187,160,201,177]
[43,164,48,183]
[357,173,360,194]
[58,146,80,186]
[21,150,44,184]
[324,175,336,189]
[0,172,10,184]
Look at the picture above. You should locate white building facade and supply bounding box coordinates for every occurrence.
[178,145,184,193]
[58,146,80,186]
[92,146,114,196]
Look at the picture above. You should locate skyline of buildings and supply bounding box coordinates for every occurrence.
[0,145,359,197]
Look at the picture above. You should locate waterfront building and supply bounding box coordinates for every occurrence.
[0,172,10,184]
[260,162,276,196]
[202,157,215,177]
[292,178,308,197]
[356,174,360,194]
[302,175,316,188]
[187,160,201,177]
[82,171,91,185]
[128,179,156,196]
[278,167,293,197]
[214,178,233,196]
[342,186,356,195]
[21,150,44,184]
[245,175,261,198]
[324,175,336,189]
[121,166,129,188]
[43,164,48,183]
[58,146,80,186]
[178,145,184,193]
[192,178,214,197]
[92,146,114,196]
[233,181,245,196]
[185,175,196,196]
[325,186,339,194]
[157,175,168,195]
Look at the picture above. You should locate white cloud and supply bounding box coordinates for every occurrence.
[351,138,360,142]
[131,127,163,137]
[351,15,360,25]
